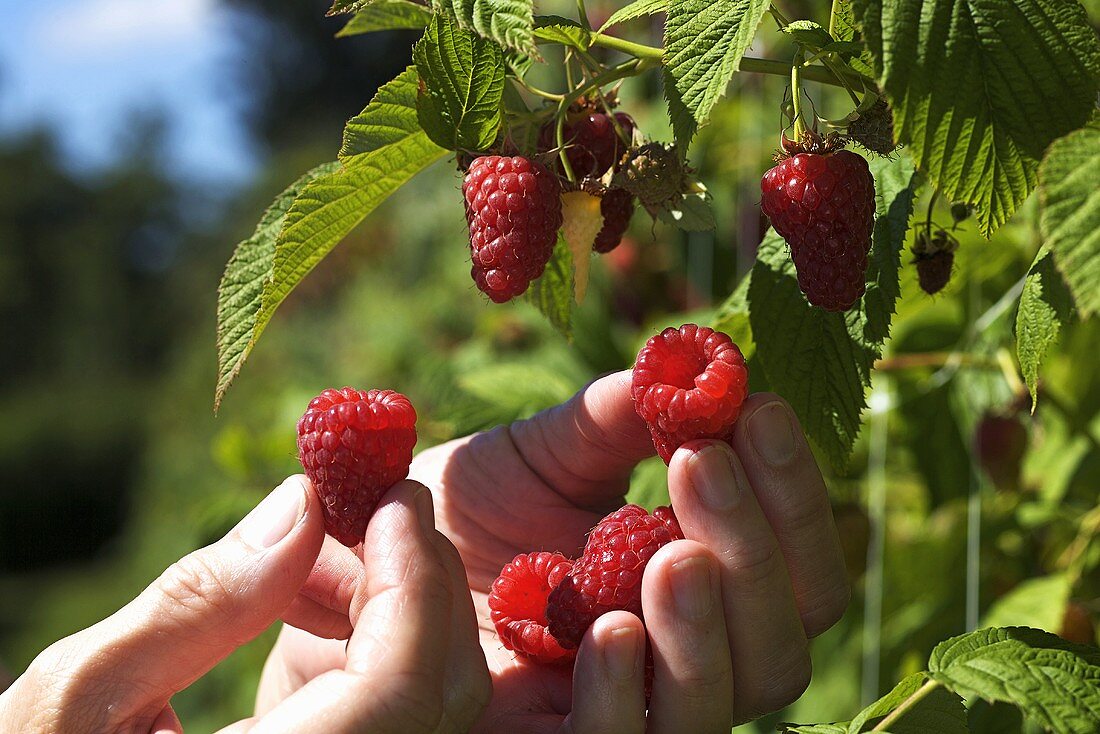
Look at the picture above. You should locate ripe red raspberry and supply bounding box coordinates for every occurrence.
[489,552,576,664]
[463,155,563,303]
[631,323,749,464]
[297,388,417,547]
[593,188,635,254]
[546,504,684,649]
[911,228,958,295]
[760,134,876,312]
[539,111,635,178]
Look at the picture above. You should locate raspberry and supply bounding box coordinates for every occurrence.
[463,155,563,303]
[974,411,1028,491]
[539,111,635,178]
[631,323,749,464]
[489,552,576,664]
[546,505,684,649]
[593,188,635,253]
[911,228,958,295]
[297,388,417,547]
[616,142,685,209]
[760,133,876,312]
[846,98,899,156]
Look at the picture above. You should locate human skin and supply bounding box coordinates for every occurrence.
[262,370,850,733]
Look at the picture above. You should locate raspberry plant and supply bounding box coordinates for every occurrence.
[214,0,1100,730]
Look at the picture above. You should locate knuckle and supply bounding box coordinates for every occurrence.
[156,553,236,628]
[725,538,785,588]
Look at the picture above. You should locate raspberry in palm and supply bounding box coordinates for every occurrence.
[760,132,876,312]
[631,323,749,464]
[489,552,576,664]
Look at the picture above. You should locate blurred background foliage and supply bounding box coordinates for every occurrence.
[1,1,1098,731]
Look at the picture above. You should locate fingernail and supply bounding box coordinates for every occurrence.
[748,401,796,466]
[603,626,640,681]
[238,477,306,550]
[671,557,714,621]
[414,486,435,533]
[686,443,743,511]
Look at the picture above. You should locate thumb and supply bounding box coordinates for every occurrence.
[89,475,324,699]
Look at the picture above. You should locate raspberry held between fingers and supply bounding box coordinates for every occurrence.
[297,388,417,547]
[546,505,684,650]
[631,323,749,464]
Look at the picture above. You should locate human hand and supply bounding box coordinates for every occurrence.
[282,369,849,732]
[0,477,489,733]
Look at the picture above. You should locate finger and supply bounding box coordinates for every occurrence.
[431,533,492,732]
[294,535,364,618]
[151,704,183,734]
[509,370,654,505]
[43,475,324,724]
[281,595,353,640]
[255,626,347,716]
[642,541,733,734]
[669,441,811,721]
[731,395,850,637]
[250,481,456,733]
[558,611,646,734]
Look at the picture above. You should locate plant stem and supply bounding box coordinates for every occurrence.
[512,77,565,102]
[872,679,941,731]
[791,52,806,137]
[576,0,592,31]
[588,33,664,60]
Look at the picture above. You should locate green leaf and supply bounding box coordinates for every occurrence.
[214,162,340,411]
[258,68,447,356]
[663,0,770,146]
[457,363,578,414]
[982,574,1072,634]
[855,0,1100,236]
[1039,121,1100,316]
[711,273,755,360]
[782,19,835,49]
[654,190,716,231]
[525,231,574,339]
[778,725,849,734]
[747,153,917,468]
[1016,245,1075,406]
[533,15,592,49]
[336,0,431,36]
[829,0,875,76]
[432,0,537,57]
[414,14,506,152]
[328,0,375,15]
[929,626,1100,734]
[599,0,669,31]
[831,0,859,41]
[847,672,967,733]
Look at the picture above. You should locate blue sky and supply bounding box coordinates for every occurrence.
[0,0,256,185]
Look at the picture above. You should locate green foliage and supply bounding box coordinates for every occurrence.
[533,15,591,50]
[740,154,917,468]
[598,0,668,31]
[929,627,1100,733]
[855,0,1100,236]
[1039,121,1100,317]
[336,1,431,36]
[1016,246,1075,406]
[524,231,574,340]
[663,0,770,145]
[414,14,506,151]
[847,672,967,733]
[983,574,1072,633]
[215,162,340,411]
[431,0,537,57]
